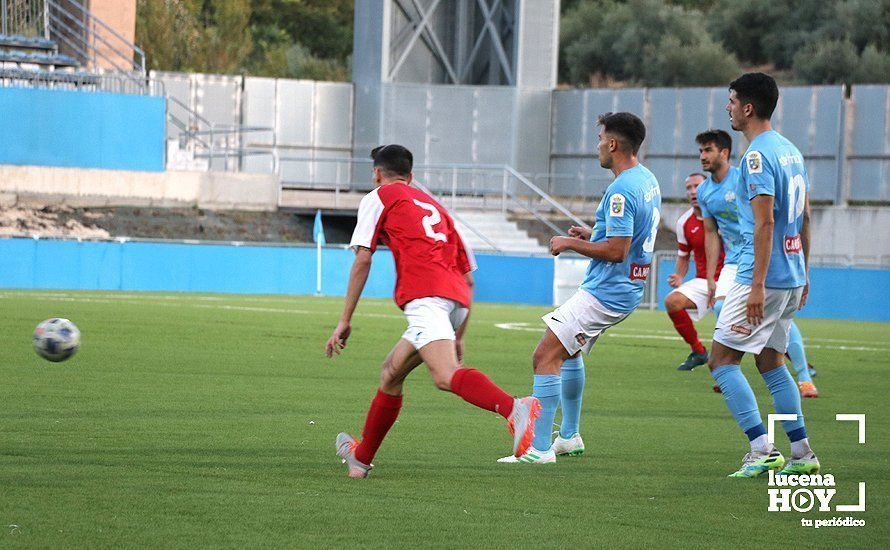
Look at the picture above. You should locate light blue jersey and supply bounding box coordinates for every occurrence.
[736,130,808,288]
[698,165,743,266]
[581,164,661,313]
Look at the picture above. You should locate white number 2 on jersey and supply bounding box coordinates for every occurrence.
[413,199,448,242]
[788,174,806,224]
[643,207,660,253]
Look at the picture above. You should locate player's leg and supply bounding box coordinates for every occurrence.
[419,338,540,457]
[757,290,819,475]
[665,284,708,370]
[336,338,422,478]
[710,264,735,392]
[786,321,819,397]
[554,352,585,456]
[709,282,783,477]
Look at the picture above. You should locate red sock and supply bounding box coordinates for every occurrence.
[450,368,514,419]
[668,309,706,354]
[354,389,402,465]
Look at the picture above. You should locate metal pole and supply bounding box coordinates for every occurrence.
[2,0,8,36]
[501,168,508,216]
[451,166,457,209]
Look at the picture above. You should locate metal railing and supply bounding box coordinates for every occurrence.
[1,0,147,91]
[186,151,590,249]
[0,66,156,94]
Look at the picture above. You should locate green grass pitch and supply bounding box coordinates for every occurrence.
[0,290,887,548]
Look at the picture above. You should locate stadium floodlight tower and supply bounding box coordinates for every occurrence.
[353,0,559,178]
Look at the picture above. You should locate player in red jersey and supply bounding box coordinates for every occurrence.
[665,173,725,371]
[325,144,540,478]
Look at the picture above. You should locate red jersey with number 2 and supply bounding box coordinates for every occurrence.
[676,207,724,279]
[349,182,477,309]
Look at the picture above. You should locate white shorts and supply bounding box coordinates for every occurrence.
[713,282,804,355]
[715,264,738,300]
[402,297,469,350]
[669,278,710,321]
[542,290,630,355]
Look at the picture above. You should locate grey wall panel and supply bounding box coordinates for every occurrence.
[473,87,516,164]
[551,90,585,155]
[513,89,552,175]
[381,84,432,159]
[850,161,886,201]
[152,71,191,140]
[429,87,474,163]
[850,85,890,201]
[194,74,242,128]
[314,82,353,149]
[646,88,680,156]
[277,80,315,147]
[242,78,275,125]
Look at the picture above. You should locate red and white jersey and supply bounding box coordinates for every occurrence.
[676,207,724,280]
[350,182,477,309]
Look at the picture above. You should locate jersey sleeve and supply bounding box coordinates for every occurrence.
[743,149,776,200]
[453,226,478,273]
[698,185,713,219]
[676,215,690,257]
[349,190,385,252]
[604,183,635,238]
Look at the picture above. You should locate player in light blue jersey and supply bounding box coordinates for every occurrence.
[498,112,661,464]
[708,73,819,478]
[696,129,819,397]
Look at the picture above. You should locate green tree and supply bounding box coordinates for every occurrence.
[793,39,860,85]
[854,45,890,83]
[561,0,740,86]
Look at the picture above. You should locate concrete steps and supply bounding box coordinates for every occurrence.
[453,210,547,254]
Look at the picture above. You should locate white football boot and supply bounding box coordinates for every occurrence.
[497,445,556,464]
[335,432,373,478]
[551,433,585,456]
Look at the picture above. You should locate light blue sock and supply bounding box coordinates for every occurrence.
[787,321,811,383]
[713,300,724,320]
[762,366,807,442]
[711,365,766,441]
[532,374,561,451]
[559,356,585,438]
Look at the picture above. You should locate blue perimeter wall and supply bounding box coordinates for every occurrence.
[656,258,890,322]
[0,238,554,307]
[2,238,887,321]
[0,87,165,171]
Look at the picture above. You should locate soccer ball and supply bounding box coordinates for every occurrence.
[33,318,81,362]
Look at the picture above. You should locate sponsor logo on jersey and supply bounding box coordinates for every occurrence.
[575,333,588,346]
[691,226,700,233]
[784,234,802,254]
[629,263,651,281]
[730,324,752,336]
[747,151,763,174]
[609,193,626,217]
[724,190,736,202]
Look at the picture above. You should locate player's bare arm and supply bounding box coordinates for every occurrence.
[549,235,631,262]
[748,194,775,326]
[703,216,721,306]
[668,255,689,288]
[325,246,373,358]
[799,194,811,309]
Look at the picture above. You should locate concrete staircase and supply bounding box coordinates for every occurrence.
[453,210,547,254]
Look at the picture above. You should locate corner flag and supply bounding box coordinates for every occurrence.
[313,210,326,245]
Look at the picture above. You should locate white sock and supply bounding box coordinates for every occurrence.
[790,438,812,459]
[750,434,769,453]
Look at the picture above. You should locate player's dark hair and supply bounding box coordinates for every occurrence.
[695,129,732,153]
[687,172,707,180]
[729,73,779,121]
[370,144,413,178]
[597,112,646,155]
